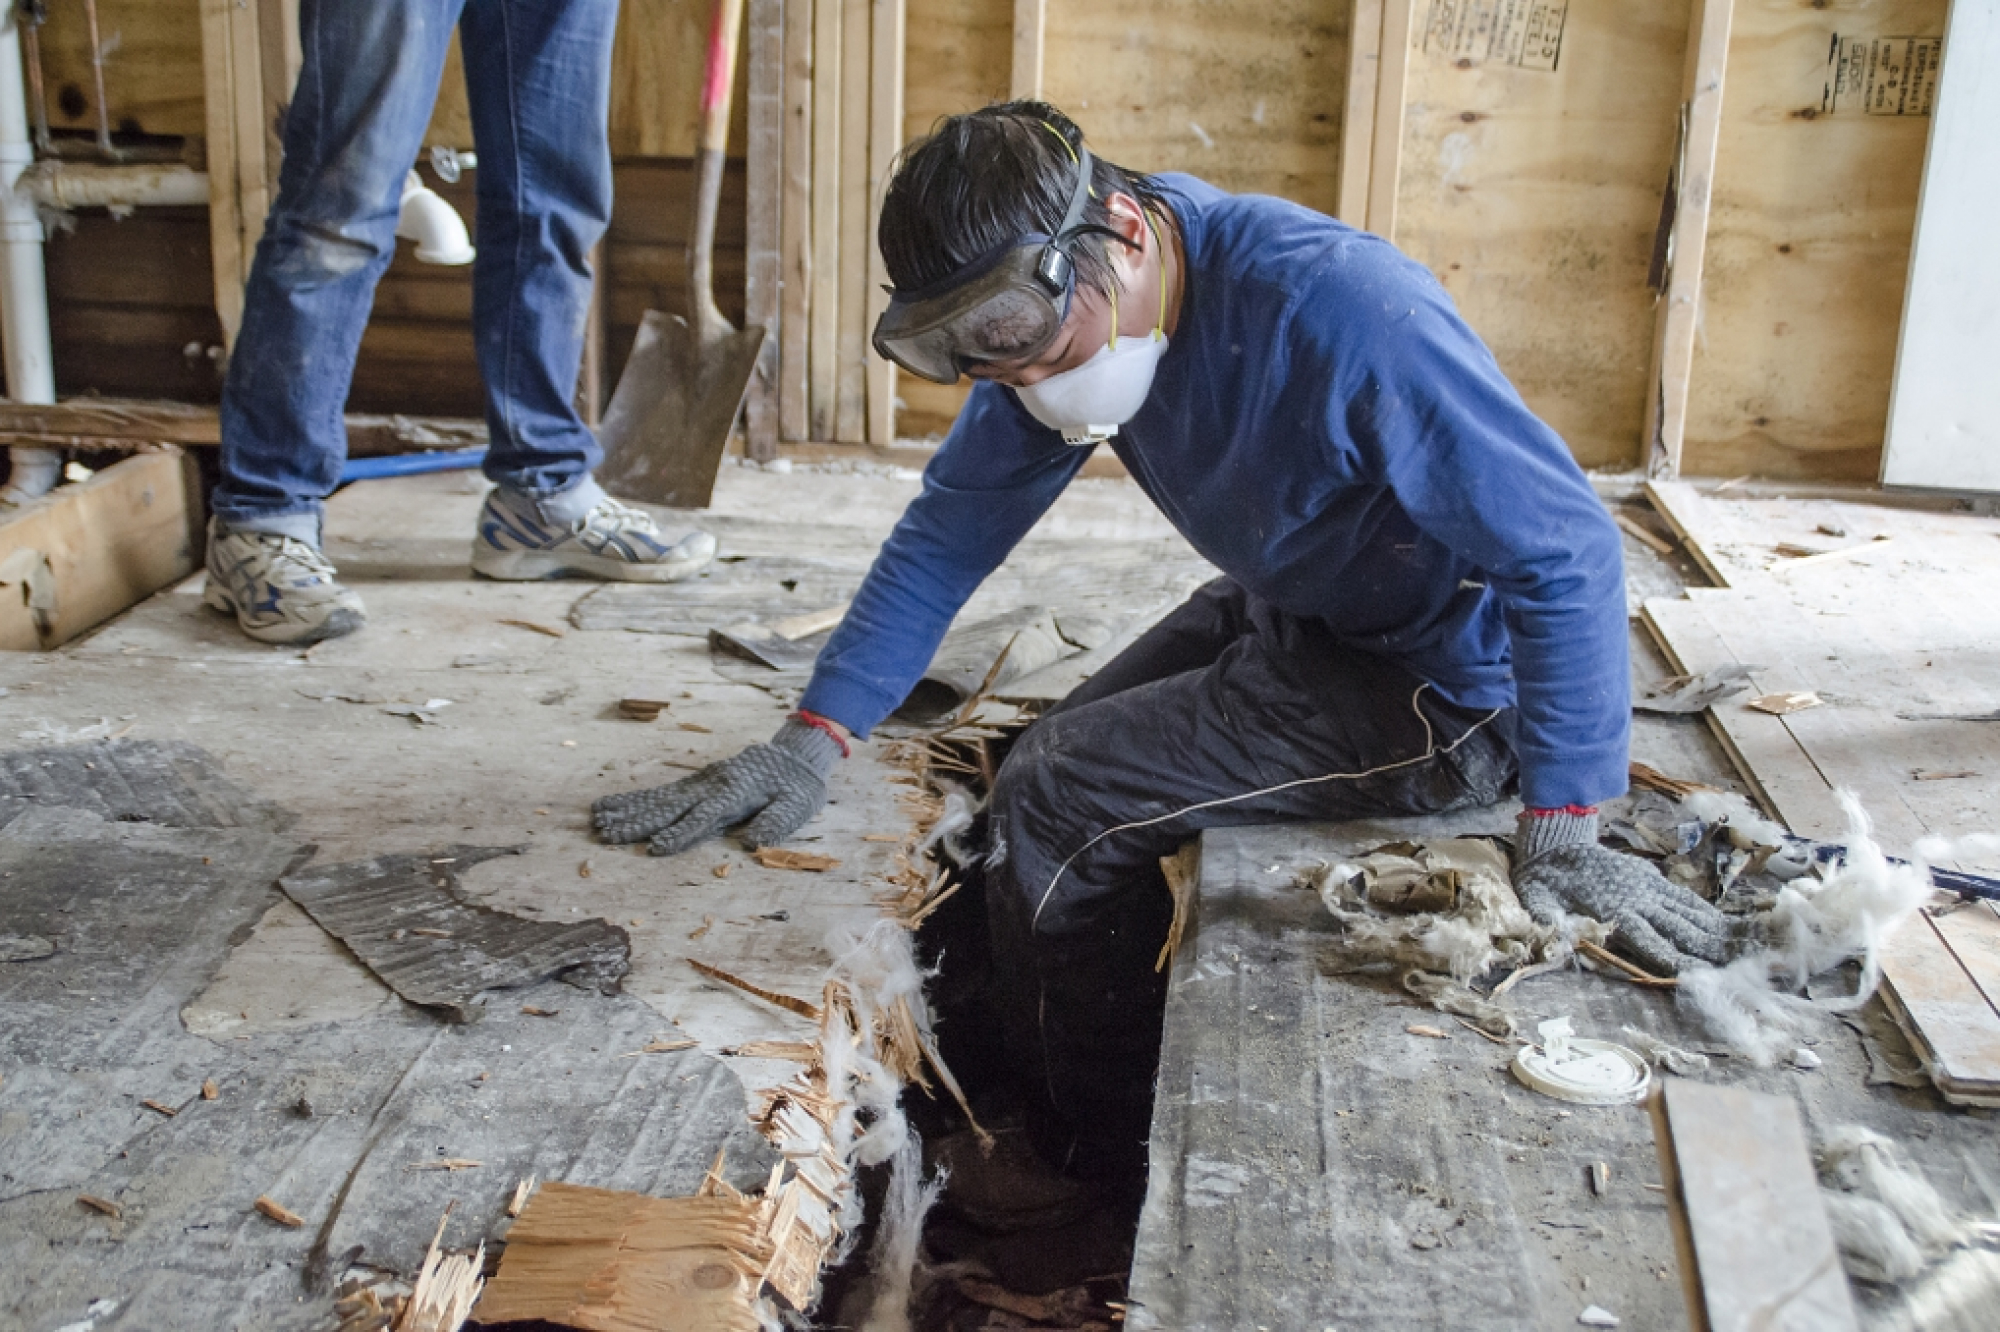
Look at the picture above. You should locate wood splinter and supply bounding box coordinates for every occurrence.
[751,847,840,873]
[1578,938,1678,988]
[686,957,823,1020]
[255,1195,305,1227]
[78,1194,123,1219]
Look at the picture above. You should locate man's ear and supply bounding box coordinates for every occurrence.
[1100,192,1150,286]
[1102,192,1150,247]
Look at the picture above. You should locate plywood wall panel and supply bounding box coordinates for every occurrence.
[1394,1,1689,471]
[1684,0,1946,481]
[1043,2,1350,216]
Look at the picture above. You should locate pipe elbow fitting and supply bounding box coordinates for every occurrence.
[395,172,475,266]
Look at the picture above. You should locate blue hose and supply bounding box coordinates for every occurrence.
[339,447,487,484]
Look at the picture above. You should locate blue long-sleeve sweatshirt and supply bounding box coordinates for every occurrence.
[799,174,1631,811]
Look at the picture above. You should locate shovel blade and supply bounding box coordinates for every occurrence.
[597,310,767,509]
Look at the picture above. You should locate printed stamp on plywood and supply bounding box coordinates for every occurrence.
[1423,0,1568,73]
[1822,36,1942,117]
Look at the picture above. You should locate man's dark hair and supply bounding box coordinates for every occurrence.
[879,101,1170,300]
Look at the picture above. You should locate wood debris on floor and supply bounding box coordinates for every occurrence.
[1638,481,2000,1106]
[279,844,631,1022]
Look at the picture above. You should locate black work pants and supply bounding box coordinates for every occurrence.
[984,578,1519,1178]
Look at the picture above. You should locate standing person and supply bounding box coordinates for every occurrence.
[592,103,1741,1180]
[205,0,715,646]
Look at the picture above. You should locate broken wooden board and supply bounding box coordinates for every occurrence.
[1876,912,2000,1108]
[280,845,632,1022]
[1649,1078,1859,1332]
[0,449,200,651]
[473,1182,769,1332]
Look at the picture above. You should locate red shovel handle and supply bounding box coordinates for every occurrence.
[698,0,745,156]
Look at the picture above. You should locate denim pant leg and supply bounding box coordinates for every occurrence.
[214,0,466,541]
[459,0,618,505]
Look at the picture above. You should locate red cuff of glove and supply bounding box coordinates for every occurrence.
[794,709,851,759]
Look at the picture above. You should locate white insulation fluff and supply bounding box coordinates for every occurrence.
[1819,1126,1975,1285]
[1677,792,1967,1066]
[858,1134,947,1332]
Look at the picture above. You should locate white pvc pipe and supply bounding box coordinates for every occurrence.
[397,171,475,265]
[0,10,58,504]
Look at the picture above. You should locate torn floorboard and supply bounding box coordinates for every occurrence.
[1127,819,2000,1332]
[279,845,631,1022]
[0,747,774,1331]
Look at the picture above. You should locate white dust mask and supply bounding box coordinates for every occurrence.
[1014,233,1169,446]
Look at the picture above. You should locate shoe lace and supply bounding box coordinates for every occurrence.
[261,533,339,581]
[584,496,661,536]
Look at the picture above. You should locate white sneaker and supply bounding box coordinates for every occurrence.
[203,519,367,645]
[470,487,716,582]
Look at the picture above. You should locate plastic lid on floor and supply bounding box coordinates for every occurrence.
[1511,1016,1653,1106]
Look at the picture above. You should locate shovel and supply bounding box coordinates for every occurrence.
[597,0,766,509]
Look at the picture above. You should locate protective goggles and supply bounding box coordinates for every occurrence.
[872,145,1111,384]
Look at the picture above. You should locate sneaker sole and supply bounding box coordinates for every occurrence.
[469,547,714,584]
[203,580,366,646]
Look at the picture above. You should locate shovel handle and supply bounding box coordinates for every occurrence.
[699,0,745,156]
[689,0,745,337]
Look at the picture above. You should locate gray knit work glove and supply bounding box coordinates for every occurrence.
[593,716,844,856]
[1512,808,1735,976]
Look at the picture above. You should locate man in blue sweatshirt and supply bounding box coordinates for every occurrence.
[595,104,1737,1177]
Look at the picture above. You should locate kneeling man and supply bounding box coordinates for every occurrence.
[594,103,1735,1177]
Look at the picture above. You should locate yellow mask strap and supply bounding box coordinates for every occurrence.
[1148,213,1167,338]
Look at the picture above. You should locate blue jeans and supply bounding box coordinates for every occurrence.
[213,0,618,543]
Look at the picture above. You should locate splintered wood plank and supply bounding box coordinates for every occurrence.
[470,1183,768,1331]
[1650,1079,1859,1332]
[0,450,201,652]
[1878,914,2000,1107]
